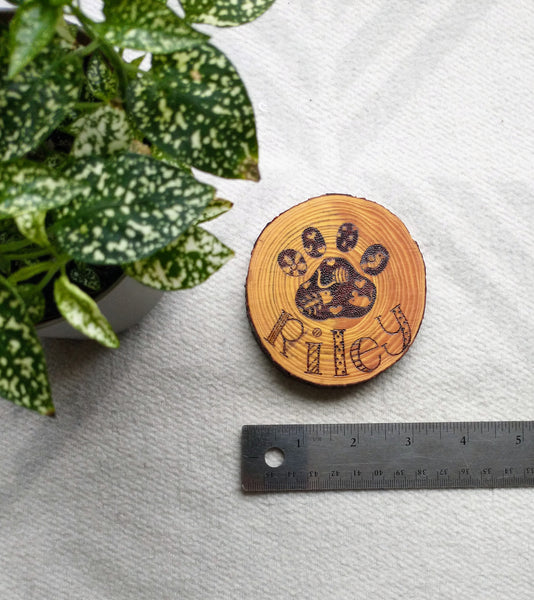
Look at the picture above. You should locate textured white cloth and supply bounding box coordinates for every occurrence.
[2,2,534,598]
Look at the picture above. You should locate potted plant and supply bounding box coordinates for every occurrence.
[0,0,276,415]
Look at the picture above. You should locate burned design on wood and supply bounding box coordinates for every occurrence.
[246,194,426,387]
[278,223,389,321]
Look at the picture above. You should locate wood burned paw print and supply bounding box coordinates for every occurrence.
[277,249,307,276]
[247,194,427,387]
[277,223,390,321]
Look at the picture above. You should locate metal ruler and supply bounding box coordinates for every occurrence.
[241,422,534,492]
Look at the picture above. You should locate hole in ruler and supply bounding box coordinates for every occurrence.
[264,447,285,468]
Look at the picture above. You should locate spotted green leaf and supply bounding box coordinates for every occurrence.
[8,0,62,78]
[69,263,102,292]
[150,144,190,170]
[0,39,82,162]
[86,51,119,101]
[55,17,77,44]
[124,225,233,290]
[54,274,119,348]
[16,283,46,324]
[181,0,276,26]
[199,197,232,222]
[128,43,259,180]
[0,160,88,218]
[71,105,133,158]
[52,153,214,264]
[127,54,146,71]
[99,0,208,54]
[15,210,49,247]
[0,276,54,415]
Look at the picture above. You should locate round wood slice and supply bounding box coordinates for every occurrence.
[246,194,426,386]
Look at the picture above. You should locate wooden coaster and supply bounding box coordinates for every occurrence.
[246,194,426,386]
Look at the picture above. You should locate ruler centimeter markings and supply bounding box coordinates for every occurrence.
[241,422,534,492]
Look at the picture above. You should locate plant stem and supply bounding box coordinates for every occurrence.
[2,248,53,261]
[0,237,33,254]
[71,38,101,58]
[35,263,63,293]
[7,256,69,285]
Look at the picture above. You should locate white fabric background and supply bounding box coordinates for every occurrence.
[1,1,534,598]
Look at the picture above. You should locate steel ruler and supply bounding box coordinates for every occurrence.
[241,422,534,492]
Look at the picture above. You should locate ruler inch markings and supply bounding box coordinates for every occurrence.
[242,421,534,492]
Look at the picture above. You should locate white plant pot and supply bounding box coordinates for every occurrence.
[37,275,164,339]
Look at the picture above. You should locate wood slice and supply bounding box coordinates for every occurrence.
[246,194,426,386]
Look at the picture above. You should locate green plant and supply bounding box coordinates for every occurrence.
[0,0,276,415]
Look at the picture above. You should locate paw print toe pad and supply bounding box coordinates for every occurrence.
[336,222,358,252]
[277,249,307,277]
[361,244,389,275]
[302,227,326,258]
